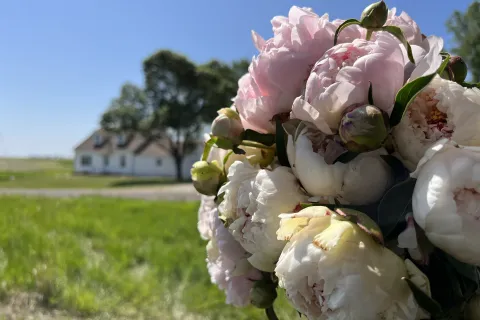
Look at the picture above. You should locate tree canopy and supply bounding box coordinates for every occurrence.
[100,50,249,180]
[447,1,480,82]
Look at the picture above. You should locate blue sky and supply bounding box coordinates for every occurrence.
[0,0,472,157]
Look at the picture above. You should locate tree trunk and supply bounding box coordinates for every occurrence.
[174,156,183,181]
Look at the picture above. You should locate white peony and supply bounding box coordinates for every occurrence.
[197,195,217,240]
[411,139,480,266]
[218,160,307,272]
[393,76,480,170]
[287,126,392,205]
[206,211,262,307]
[275,206,421,320]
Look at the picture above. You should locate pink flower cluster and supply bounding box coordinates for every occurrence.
[233,6,441,135]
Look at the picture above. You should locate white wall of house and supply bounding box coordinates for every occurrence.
[75,147,203,179]
[107,152,135,175]
[74,151,134,175]
[74,152,105,174]
[132,155,175,177]
[133,147,203,178]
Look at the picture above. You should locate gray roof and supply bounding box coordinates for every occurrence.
[74,129,169,156]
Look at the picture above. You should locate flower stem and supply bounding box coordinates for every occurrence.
[240,140,275,150]
[265,306,279,320]
[366,29,373,41]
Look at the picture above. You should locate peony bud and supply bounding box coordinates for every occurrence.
[441,56,468,84]
[211,108,244,145]
[339,104,389,153]
[249,279,277,309]
[191,160,224,196]
[360,0,388,29]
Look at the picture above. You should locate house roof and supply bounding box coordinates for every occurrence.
[74,129,171,157]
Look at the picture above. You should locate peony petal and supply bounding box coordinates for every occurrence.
[251,30,266,51]
[409,36,444,81]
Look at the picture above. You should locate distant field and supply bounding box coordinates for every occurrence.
[0,197,295,319]
[0,158,176,189]
[0,158,73,172]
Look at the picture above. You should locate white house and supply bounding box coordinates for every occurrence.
[73,129,203,178]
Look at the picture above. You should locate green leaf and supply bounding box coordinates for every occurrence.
[444,254,480,284]
[438,53,451,75]
[242,130,276,146]
[381,26,415,64]
[333,151,359,164]
[222,150,234,175]
[214,137,236,150]
[461,81,480,89]
[334,19,361,45]
[214,192,225,206]
[275,118,290,167]
[389,56,450,127]
[232,146,246,155]
[368,82,374,105]
[201,137,217,161]
[377,178,416,238]
[403,278,444,317]
[426,250,468,312]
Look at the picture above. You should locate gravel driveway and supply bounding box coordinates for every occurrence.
[0,183,200,201]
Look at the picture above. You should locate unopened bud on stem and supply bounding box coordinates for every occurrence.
[191,160,224,196]
[211,108,244,145]
[360,1,388,29]
[441,56,468,84]
[339,104,389,153]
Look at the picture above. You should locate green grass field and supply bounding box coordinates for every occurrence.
[0,158,176,189]
[0,196,296,319]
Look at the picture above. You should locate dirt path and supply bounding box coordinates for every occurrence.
[0,184,200,201]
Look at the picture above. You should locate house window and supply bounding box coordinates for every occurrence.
[120,155,126,168]
[80,155,92,166]
[117,134,126,146]
[103,155,109,166]
[94,134,102,146]
[156,158,162,166]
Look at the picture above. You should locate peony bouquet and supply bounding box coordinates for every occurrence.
[191,1,480,319]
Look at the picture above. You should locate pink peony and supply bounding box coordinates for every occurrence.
[235,7,339,133]
[291,33,405,134]
[385,8,422,46]
[369,9,422,47]
[332,19,366,44]
[206,211,262,307]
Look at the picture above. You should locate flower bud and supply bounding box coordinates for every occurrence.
[191,160,224,196]
[339,104,389,153]
[223,145,275,171]
[360,1,388,29]
[441,56,468,84]
[249,280,277,309]
[211,108,244,145]
[245,147,275,168]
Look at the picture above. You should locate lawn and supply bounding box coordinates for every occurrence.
[0,158,176,189]
[0,196,296,319]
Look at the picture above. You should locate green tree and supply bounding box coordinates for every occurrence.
[100,83,148,133]
[101,51,248,181]
[447,1,480,81]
